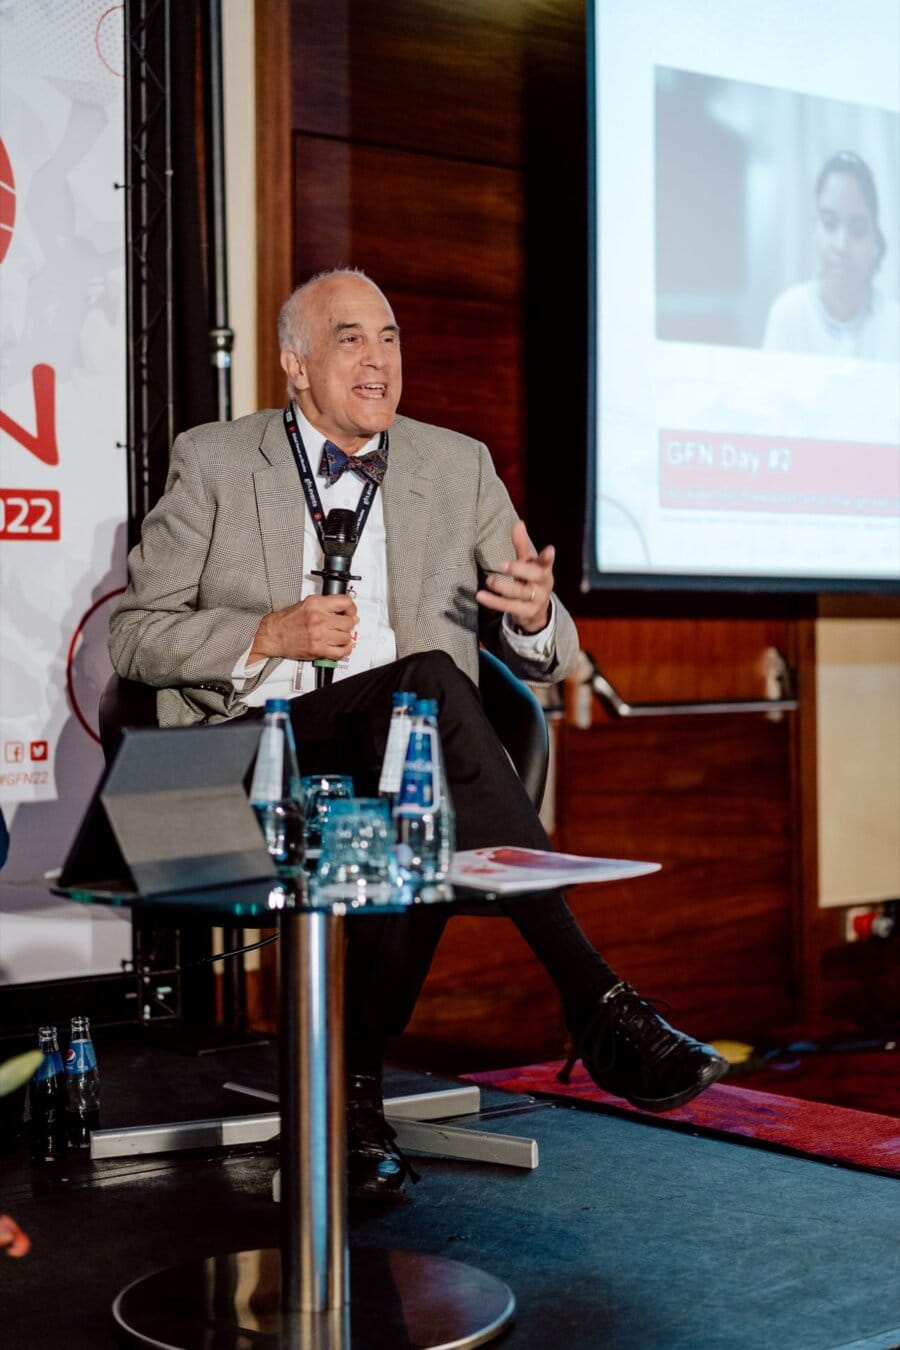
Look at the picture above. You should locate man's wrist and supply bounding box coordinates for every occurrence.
[248,613,275,664]
[502,596,556,653]
[512,606,551,637]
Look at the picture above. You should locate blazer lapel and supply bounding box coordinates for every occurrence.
[383,418,431,656]
[253,411,307,610]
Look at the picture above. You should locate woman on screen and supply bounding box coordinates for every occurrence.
[763,150,899,361]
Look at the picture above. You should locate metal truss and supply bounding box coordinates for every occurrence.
[123,0,174,547]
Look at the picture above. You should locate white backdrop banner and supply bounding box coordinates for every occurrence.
[0,2,131,985]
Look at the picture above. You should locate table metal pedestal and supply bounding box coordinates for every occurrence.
[112,907,515,1350]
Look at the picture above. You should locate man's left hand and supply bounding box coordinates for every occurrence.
[476,519,554,634]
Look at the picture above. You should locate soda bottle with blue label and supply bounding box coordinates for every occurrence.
[28,1026,68,1163]
[65,1014,101,1148]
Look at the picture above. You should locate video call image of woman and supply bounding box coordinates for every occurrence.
[763,150,900,361]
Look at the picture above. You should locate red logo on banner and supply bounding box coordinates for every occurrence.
[4,743,25,764]
[29,741,49,762]
[0,365,59,467]
[0,489,61,540]
[0,135,14,265]
[0,140,60,467]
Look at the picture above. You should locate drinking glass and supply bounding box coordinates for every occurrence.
[314,798,402,903]
[300,774,354,863]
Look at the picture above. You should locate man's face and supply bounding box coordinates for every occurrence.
[282,275,402,454]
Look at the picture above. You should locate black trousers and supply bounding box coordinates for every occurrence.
[285,651,616,1073]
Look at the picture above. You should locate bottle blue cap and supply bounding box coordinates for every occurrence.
[264,698,291,712]
[414,698,438,717]
[392,692,416,708]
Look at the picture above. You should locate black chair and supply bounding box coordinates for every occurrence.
[96,653,549,1170]
[98,673,157,761]
[476,647,549,808]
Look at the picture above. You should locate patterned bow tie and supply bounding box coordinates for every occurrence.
[319,439,388,487]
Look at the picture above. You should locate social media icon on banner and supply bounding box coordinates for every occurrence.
[30,741,49,762]
[4,742,24,763]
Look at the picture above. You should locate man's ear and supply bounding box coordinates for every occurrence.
[280,347,309,393]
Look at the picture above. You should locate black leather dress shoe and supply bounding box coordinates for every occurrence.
[347,1072,416,1200]
[559,982,728,1113]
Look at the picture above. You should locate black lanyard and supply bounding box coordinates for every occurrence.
[282,404,386,547]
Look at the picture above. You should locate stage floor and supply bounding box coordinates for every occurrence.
[3,1033,899,1350]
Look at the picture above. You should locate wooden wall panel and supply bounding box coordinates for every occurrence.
[556,715,795,1035]
[400,919,566,1072]
[392,296,526,508]
[255,0,293,409]
[291,0,529,165]
[291,136,523,304]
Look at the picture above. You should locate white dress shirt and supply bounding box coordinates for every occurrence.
[763,282,900,362]
[234,405,556,705]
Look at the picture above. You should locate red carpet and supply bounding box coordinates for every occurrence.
[465,1060,900,1177]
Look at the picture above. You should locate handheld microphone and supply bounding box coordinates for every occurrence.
[310,508,360,689]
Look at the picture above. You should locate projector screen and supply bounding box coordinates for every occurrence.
[586,0,900,592]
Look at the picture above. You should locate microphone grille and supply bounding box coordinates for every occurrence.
[322,507,358,557]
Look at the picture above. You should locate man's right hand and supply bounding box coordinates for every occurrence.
[249,594,358,665]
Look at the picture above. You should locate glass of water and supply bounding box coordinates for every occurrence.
[314,798,402,904]
[300,774,355,864]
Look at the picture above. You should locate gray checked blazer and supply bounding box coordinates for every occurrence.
[108,410,580,727]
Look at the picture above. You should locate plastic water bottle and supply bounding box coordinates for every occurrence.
[393,698,456,881]
[249,698,304,874]
[65,1015,101,1149]
[28,1026,68,1163]
[377,691,417,806]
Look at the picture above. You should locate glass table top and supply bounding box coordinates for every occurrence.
[53,873,475,919]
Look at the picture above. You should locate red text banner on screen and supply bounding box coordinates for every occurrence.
[659,430,900,517]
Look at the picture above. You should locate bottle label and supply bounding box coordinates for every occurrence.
[378,713,411,796]
[413,727,441,808]
[395,724,451,819]
[428,729,443,809]
[394,765,435,816]
[34,1050,64,1081]
[249,724,285,804]
[66,1041,98,1074]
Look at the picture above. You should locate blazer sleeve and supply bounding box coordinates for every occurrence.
[472,441,579,685]
[108,428,267,712]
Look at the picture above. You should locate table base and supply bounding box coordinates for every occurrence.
[112,1247,515,1349]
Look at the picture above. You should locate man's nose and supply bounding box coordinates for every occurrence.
[361,340,386,366]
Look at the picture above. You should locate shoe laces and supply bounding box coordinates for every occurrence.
[557,982,673,1085]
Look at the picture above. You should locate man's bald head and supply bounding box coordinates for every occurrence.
[278,269,393,358]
